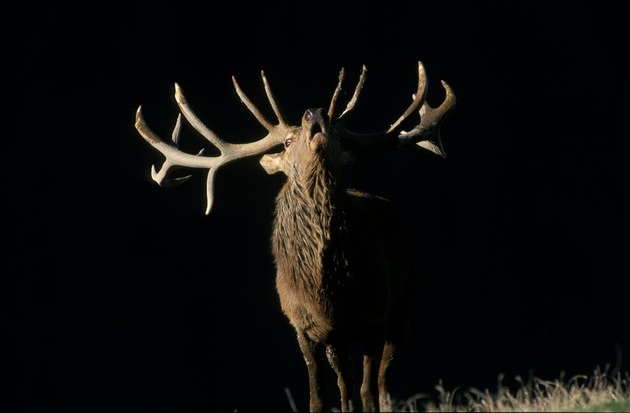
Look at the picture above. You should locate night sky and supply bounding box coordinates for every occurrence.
[13,2,629,412]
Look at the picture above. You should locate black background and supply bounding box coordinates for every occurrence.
[13,1,629,412]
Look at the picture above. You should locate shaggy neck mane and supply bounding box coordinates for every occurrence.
[271,154,349,292]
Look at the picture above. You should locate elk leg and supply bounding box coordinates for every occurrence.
[379,284,413,411]
[361,328,385,412]
[377,342,395,412]
[326,342,354,412]
[378,333,408,410]
[297,330,327,412]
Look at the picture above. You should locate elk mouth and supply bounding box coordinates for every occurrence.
[310,130,328,152]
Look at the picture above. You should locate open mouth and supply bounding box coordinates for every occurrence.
[310,131,328,151]
[310,120,325,138]
[312,130,326,141]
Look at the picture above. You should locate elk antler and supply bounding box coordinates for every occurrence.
[331,61,456,157]
[136,62,455,214]
[135,72,292,214]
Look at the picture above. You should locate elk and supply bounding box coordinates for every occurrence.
[135,61,455,412]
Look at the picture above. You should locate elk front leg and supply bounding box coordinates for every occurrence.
[326,342,354,412]
[297,330,328,412]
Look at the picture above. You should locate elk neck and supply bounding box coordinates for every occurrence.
[271,146,350,295]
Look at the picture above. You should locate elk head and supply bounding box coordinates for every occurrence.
[259,108,335,176]
[134,62,456,214]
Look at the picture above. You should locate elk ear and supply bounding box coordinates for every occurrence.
[260,152,287,175]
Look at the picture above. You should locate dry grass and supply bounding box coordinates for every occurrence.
[391,365,630,412]
[284,364,629,412]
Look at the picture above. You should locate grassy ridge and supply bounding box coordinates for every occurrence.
[393,366,630,412]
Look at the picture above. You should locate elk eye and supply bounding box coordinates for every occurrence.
[285,138,293,148]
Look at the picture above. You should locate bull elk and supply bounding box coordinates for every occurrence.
[135,61,455,412]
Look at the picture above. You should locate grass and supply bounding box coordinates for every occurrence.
[284,364,629,412]
[391,365,630,412]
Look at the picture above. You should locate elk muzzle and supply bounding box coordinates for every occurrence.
[303,108,329,152]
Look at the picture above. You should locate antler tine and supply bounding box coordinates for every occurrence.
[399,79,456,157]
[135,79,292,215]
[327,67,345,121]
[387,61,428,133]
[232,75,275,131]
[175,83,225,148]
[261,71,289,127]
[338,65,367,120]
[232,71,291,132]
[135,104,221,214]
[333,61,455,154]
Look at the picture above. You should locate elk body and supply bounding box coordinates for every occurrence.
[135,62,455,412]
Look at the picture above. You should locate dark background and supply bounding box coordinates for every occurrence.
[13,1,629,412]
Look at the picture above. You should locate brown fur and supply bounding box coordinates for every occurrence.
[263,109,415,412]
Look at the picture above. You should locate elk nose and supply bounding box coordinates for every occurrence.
[304,108,328,135]
[304,108,323,123]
